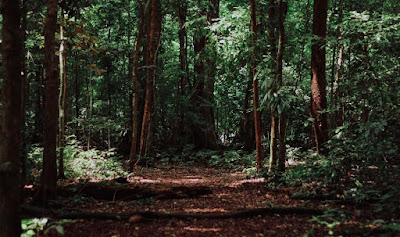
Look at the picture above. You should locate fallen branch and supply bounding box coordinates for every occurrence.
[21,205,332,221]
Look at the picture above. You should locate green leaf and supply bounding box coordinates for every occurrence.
[382,223,400,231]
[55,225,64,235]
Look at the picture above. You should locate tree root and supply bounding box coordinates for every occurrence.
[21,205,330,221]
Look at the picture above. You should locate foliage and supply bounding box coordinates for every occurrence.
[21,218,68,237]
[64,141,127,181]
[208,150,255,169]
[305,210,348,237]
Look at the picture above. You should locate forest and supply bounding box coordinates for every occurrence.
[0,0,399,236]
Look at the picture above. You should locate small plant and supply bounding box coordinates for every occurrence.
[305,210,347,236]
[21,218,67,237]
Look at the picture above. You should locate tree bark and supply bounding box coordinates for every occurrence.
[20,0,28,186]
[268,0,278,172]
[250,0,264,171]
[58,9,67,179]
[36,0,59,203]
[190,0,219,150]
[171,2,189,145]
[129,0,145,169]
[237,70,255,151]
[75,52,80,137]
[0,0,23,235]
[139,0,161,157]
[33,65,44,144]
[311,0,329,154]
[276,0,287,172]
[334,0,344,127]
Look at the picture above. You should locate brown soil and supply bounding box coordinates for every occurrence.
[31,165,390,237]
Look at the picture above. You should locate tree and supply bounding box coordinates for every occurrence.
[58,8,67,179]
[250,0,263,171]
[139,0,162,157]
[171,1,190,145]
[190,0,219,150]
[268,0,278,172]
[36,0,59,203]
[276,0,287,171]
[0,0,23,235]
[130,0,145,169]
[310,0,329,154]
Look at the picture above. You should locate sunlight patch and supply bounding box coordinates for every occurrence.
[230,177,265,187]
[184,208,227,213]
[184,227,221,232]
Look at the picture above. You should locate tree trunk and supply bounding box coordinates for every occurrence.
[129,1,145,169]
[171,2,189,145]
[190,0,219,150]
[311,0,329,154]
[75,52,80,137]
[34,65,44,143]
[268,0,278,172]
[36,0,59,204]
[250,0,264,171]
[276,0,287,172]
[0,0,23,235]
[20,0,28,186]
[237,70,255,151]
[107,28,112,150]
[58,9,67,179]
[139,0,161,157]
[87,67,93,150]
[334,0,344,127]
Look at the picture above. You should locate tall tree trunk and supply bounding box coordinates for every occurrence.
[75,52,80,137]
[130,1,145,169]
[203,0,219,148]
[334,0,344,127]
[107,28,112,150]
[0,0,23,235]
[58,9,67,179]
[20,0,28,186]
[33,65,44,144]
[250,0,264,171]
[36,0,59,203]
[237,70,255,151]
[139,0,161,157]
[87,67,93,150]
[311,0,329,154]
[172,2,188,145]
[268,0,278,172]
[190,0,219,150]
[276,0,287,172]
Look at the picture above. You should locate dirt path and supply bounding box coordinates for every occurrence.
[41,165,377,236]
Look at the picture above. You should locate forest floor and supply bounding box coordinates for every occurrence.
[24,164,397,237]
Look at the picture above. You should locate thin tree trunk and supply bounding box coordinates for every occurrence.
[20,0,28,186]
[34,65,44,143]
[75,52,80,137]
[250,0,263,171]
[107,28,112,150]
[0,0,23,235]
[276,0,287,172]
[87,68,93,150]
[268,0,278,171]
[238,70,255,151]
[58,9,67,179]
[129,0,145,169]
[334,0,344,127]
[172,2,188,144]
[311,0,329,154]
[36,0,59,203]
